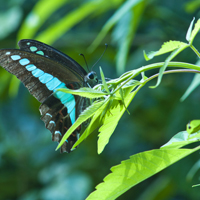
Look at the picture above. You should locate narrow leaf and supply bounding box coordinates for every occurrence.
[56,100,105,150]
[35,0,113,44]
[189,18,200,44]
[56,87,107,98]
[18,0,66,40]
[88,0,143,52]
[186,17,195,42]
[86,147,200,200]
[100,67,110,94]
[115,1,145,75]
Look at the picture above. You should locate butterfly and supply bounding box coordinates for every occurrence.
[0,39,98,153]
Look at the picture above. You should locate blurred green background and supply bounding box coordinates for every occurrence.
[0,0,200,199]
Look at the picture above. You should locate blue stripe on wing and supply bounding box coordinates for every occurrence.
[10,54,76,124]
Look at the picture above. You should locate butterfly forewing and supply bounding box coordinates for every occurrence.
[18,39,87,77]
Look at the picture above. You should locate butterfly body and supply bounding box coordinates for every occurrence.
[0,39,98,153]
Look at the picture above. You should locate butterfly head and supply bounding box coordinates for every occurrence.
[85,71,98,87]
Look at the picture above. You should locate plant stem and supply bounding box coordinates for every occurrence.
[190,45,200,58]
[143,69,200,84]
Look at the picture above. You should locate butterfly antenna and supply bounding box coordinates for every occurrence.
[91,43,108,70]
[79,53,90,72]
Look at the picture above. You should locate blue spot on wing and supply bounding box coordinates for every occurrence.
[64,99,76,124]
[39,73,53,84]
[30,46,37,51]
[54,82,66,90]
[11,55,21,60]
[46,77,62,90]
[32,68,44,77]
[19,58,30,65]
[36,51,44,56]
[26,62,76,124]
[54,87,76,124]
[26,64,36,71]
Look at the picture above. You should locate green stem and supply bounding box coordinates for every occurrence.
[109,61,200,86]
[107,62,200,94]
[143,69,200,84]
[190,45,200,58]
[121,69,200,112]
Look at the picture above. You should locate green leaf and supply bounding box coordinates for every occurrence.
[88,0,143,52]
[144,41,188,61]
[35,0,120,44]
[187,119,200,134]
[18,0,66,40]
[97,103,123,154]
[56,87,107,98]
[192,184,200,187]
[185,1,200,13]
[118,88,130,114]
[161,131,200,149]
[150,43,189,88]
[189,18,200,44]
[115,1,145,75]
[186,17,195,42]
[86,147,200,200]
[56,100,105,151]
[73,100,110,148]
[100,67,110,94]
[180,73,200,101]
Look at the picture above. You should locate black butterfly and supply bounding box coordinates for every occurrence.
[0,39,98,153]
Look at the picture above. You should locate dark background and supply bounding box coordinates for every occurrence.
[0,0,200,199]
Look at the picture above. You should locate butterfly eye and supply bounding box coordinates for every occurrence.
[88,72,94,79]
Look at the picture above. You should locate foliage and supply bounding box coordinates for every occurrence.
[1,1,200,200]
[54,18,200,199]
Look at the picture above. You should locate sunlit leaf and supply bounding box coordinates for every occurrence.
[86,147,200,200]
[73,100,110,148]
[161,131,200,149]
[98,103,123,154]
[144,41,188,61]
[56,100,105,150]
[56,87,107,98]
[150,43,189,88]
